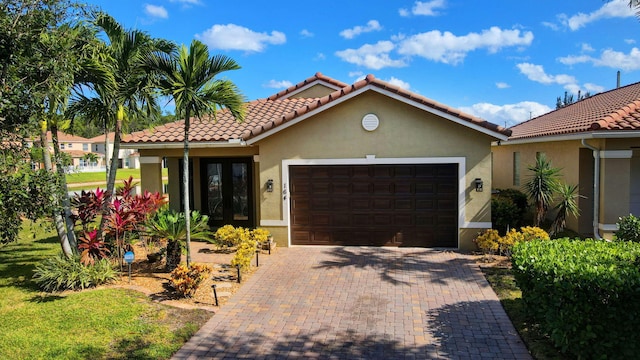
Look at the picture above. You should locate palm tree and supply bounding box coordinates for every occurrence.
[145,39,245,267]
[69,13,174,237]
[523,153,561,227]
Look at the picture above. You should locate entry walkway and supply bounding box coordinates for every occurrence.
[173,247,531,359]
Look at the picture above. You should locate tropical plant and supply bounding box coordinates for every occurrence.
[145,39,246,267]
[33,253,117,292]
[68,13,174,239]
[169,263,213,297]
[550,183,582,235]
[523,153,561,226]
[144,207,212,271]
[231,227,258,271]
[77,229,110,265]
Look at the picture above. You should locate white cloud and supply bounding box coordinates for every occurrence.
[517,63,577,86]
[263,80,293,89]
[144,4,168,19]
[581,43,594,52]
[339,20,382,39]
[300,29,314,38]
[460,101,553,127]
[558,48,640,71]
[335,41,407,70]
[386,77,410,90]
[170,0,202,5]
[625,39,636,44]
[397,27,534,65]
[348,71,364,78]
[314,53,326,60]
[195,24,286,52]
[584,83,605,93]
[541,21,560,31]
[496,82,510,89]
[561,1,635,31]
[399,0,446,17]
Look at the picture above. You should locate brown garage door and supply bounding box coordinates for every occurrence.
[290,164,458,247]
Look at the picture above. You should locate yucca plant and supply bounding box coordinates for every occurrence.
[523,153,561,226]
[144,207,212,271]
[550,183,582,236]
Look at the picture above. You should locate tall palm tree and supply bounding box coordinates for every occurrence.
[145,39,245,267]
[523,153,561,227]
[69,13,174,236]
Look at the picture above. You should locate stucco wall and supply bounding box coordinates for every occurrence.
[255,90,496,250]
[290,84,338,99]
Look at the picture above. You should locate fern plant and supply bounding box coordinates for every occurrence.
[33,254,117,292]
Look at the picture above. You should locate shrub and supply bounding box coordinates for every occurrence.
[475,226,548,256]
[33,254,117,292]
[169,263,213,297]
[474,229,501,254]
[251,228,271,244]
[231,227,258,271]
[615,214,640,242]
[214,225,241,247]
[491,189,528,235]
[511,239,640,359]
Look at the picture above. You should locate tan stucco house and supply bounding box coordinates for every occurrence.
[492,81,640,239]
[122,73,510,250]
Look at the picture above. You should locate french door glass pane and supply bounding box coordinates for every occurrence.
[232,163,249,220]
[206,163,223,221]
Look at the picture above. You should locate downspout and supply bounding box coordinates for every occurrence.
[581,139,602,239]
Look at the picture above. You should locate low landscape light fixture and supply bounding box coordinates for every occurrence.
[474,178,484,192]
[266,179,274,192]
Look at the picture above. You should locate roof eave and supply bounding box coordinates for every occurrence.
[121,140,249,150]
[494,130,640,146]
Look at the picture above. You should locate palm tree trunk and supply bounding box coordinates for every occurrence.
[99,106,123,240]
[39,123,73,257]
[50,125,78,250]
[183,110,192,268]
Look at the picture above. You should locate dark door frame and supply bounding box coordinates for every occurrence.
[200,157,255,229]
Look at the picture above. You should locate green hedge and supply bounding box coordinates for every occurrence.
[511,239,640,359]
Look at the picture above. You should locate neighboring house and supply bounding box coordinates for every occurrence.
[28,131,102,171]
[492,81,640,239]
[89,132,140,169]
[122,73,510,250]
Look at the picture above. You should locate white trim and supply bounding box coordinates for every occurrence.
[260,220,287,227]
[462,222,492,229]
[599,223,619,231]
[253,155,260,163]
[280,156,466,248]
[121,142,248,149]
[247,84,509,145]
[600,150,633,159]
[494,131,640,146]
[139,156,161,164]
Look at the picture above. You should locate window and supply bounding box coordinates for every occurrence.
[67,143,73,148]
[83,143,88,151]
[513,152,520,186]
[60,143,65,150]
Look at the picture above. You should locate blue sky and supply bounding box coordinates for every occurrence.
[85,0,640,127]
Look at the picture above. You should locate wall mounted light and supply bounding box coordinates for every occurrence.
[266,179,274,192]
[474,178,483,192]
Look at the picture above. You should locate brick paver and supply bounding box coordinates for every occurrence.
[173,247,531,359]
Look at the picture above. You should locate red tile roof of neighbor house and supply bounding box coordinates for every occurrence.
[122,73,511,145]
[508,81,640,140]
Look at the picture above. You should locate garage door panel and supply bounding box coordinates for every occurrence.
[290,164,457,247]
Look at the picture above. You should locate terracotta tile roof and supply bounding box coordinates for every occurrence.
[123,73,511,145]
[509,81,640,140]
[266,72,349,100]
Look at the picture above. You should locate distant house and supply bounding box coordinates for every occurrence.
[89,132,140,170]
[122,73,510,250]
[492,81,640,239]
[28,131,102,171]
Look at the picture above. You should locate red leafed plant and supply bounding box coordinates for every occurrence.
[78,229,110,265]
[71,187,110,232]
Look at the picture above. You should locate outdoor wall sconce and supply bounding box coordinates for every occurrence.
[266,179,274,192]
[474,178,484,192]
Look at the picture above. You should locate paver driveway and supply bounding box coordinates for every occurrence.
[173,247,531,359]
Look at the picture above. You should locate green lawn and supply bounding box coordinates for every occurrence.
[66,168,169,191]
[0,222,210,360]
